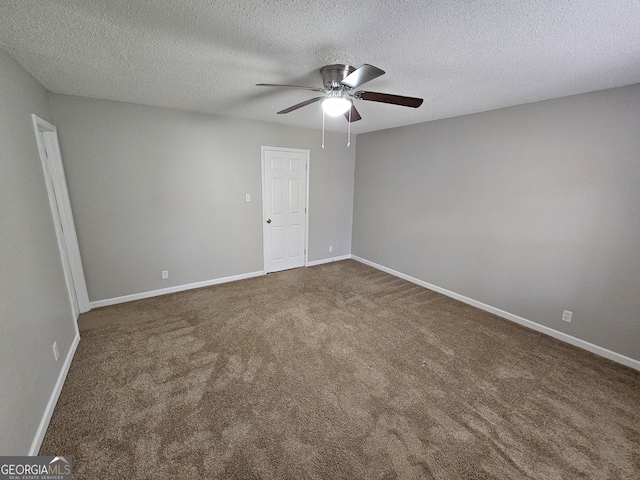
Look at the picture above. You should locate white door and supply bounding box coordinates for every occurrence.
[32,115,90,317]
[262,147,309,273]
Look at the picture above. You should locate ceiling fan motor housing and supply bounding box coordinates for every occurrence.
[320,64,356,91]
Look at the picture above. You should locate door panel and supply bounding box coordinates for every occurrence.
[263,148,308,273]
[272,226,283,261]
[289,224,300,258]
[272,178,283,214]
[290,179,300,213]
[32,115,90,316]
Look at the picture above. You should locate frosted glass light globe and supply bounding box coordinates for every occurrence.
[322,97,352,116]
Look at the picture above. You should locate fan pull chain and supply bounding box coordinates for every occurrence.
[322,109,325,149]
[347,107,351,147]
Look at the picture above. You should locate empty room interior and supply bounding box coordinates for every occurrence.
[1,1,639,478]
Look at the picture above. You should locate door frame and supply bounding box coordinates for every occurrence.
[32,114,90,316]
[261,146,310,273]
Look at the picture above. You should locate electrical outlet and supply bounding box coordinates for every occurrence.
[162,270,169,280]
[52,341,59,361]
[329,245,333,253]
[562,310,573,322]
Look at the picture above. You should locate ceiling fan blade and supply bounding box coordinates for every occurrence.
[341,64,385,89]
[344,104,362,122]
[277,96,324,114]
[356,91,423,108]
[256,83,325,92]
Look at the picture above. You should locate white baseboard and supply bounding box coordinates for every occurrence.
[89,270,264,309]
[352,255,640,372]
[306,254,352,267]
[29,332,80,455]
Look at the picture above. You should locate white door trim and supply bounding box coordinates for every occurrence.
[261,146,310,272]
[32,115,90,315]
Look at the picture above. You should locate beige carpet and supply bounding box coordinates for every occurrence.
[40,260,640,479]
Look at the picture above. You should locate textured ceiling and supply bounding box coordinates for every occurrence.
[1,0,640,134]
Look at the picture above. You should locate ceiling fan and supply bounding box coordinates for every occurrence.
[257,64,423,123]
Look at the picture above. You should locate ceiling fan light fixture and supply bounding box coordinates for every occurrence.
[258,64,423,148]
[322,96,352,116]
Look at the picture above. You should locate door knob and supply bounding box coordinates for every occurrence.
[267,219,272,223]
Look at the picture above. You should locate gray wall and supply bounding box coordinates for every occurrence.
[49,94,355,302]
[353,84,640,362]
[0,50,78,454]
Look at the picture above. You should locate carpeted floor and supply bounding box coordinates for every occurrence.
[40,260,640,479]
